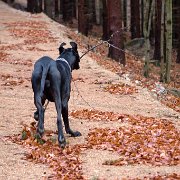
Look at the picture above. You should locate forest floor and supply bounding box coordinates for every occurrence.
[0,1,179,180]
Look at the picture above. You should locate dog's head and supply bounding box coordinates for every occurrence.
[58,42,80,70]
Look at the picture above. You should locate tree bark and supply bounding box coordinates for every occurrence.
[61,0,76,22]
[176,1,180,63]
[107,0,125,65]
[55,0,59,16]
[144,0,155,77]
[27,0,42,13]
[102,0,108,40]
[44,0,55,18]
[153,0,162,61]
[78,0,89,36]
[164,0,172,83]
[160,0,165,82]
[130,0,141,38]
[95,0,102,25]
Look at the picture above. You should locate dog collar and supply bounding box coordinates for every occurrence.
[56,58,71,72]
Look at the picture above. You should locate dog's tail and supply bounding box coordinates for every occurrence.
[40,64,50,98]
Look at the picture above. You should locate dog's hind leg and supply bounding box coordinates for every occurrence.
[32,72,45,136]
[34,97,46,121]
[35,95,45,136]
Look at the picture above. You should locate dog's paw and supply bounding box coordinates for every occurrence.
[58,136,66,149]
[72,131,82,137]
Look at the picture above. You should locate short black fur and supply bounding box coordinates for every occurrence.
[31,42,81,148]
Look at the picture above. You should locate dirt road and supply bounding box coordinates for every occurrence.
[0,1,179,179]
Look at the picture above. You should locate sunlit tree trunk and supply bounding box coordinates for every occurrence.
[95,0,101,25]
[107,0,125,65]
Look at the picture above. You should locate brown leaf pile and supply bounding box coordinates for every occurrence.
[0,51,9,62]
[9,28,56,44]
[71,109,180,166]
[8,122,85,180]
[4,21,48,29]
[5,21,57,45]
[130,173,180,180]
[1,74,24,87]
[160,94,180,112]
[7,109,180,179]
[0,44,47,52]
[88,121,180,166]
[0,44,24,51]
[104,83,138,95]
[70,109,128,122]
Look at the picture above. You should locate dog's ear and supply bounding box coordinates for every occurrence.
[59,42,66,54]
[70,42,77,51]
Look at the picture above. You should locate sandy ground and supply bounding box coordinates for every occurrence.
[0,1,179,179]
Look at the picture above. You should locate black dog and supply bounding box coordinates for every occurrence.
[31,42,81,148]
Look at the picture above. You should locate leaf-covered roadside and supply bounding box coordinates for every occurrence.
[104,83,138,95]
[68,30,180,112]
[4,21,57,44]
[71,109,180,166]
[7,122,86,180]
[6,109,180,179]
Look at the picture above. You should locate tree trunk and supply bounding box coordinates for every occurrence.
[107,0,125,65]
[130,0,141,39]
[27,0,35,13]
[88,0,96,24]
[176,1,180,63]
[164,0,172,83]
[123,0,127,28]
[61,0,76,22]
[102,0,108,40]
[78,0,89,36]
[160,0,165,82]
[177,43,180,63]
[144,0,155,77]
[95,0,102,25]
[27,0,42,13]
[153,0,162,62]
[44,0,55,18]
[141,0,144,37]
[55,0,59,16]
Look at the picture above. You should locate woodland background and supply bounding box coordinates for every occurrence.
[0,1,180,179]
[3,0,180,84]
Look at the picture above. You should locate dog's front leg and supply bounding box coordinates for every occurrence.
[56,100,66,148]
[53,87,66,148]
[62,102,81,137]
